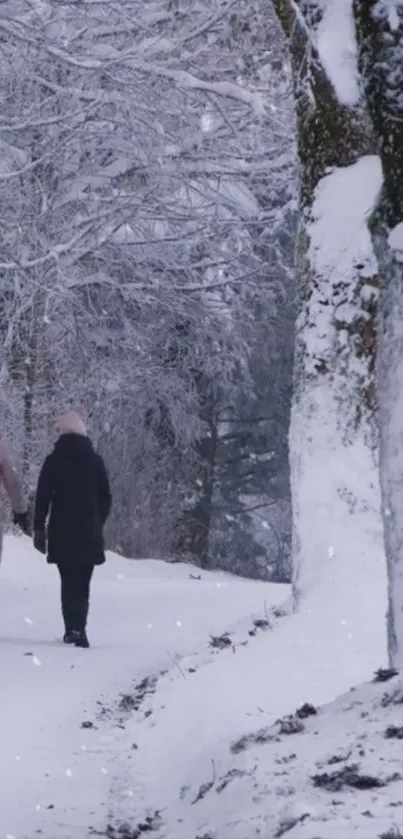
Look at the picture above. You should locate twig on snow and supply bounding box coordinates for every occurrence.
[166,649,187,679]
[191,760,216,804]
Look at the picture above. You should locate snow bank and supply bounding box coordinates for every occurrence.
[152,669,403,838]
[109,590,389,837]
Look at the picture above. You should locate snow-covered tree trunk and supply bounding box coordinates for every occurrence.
[376,230,403,666]
[291,159,384,612]
[273,0,387,653]
[354,0,403,665]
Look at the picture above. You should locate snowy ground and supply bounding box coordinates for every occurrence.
[110,601,389,839]
[144,667,403,839]
[1,535,392,839]
[0,535,287,839]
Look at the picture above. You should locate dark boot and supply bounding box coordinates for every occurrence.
[63,631,76,644]
[72,629,90,648]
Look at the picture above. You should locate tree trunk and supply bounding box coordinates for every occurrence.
[272,0,387,656]
[175,407,219,568]
[21,286,44,483]
[291,158,385,627]
[375,233,403,666]
[22,357,34,480]
[353,0,403,665]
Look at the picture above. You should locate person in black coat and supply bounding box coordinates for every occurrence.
[33,412,112,648]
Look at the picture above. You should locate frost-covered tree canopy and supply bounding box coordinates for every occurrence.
[0,0,296,573]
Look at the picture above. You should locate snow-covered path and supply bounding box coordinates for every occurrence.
[0,535,286,839]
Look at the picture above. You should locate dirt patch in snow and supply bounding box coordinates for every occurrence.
[91,811,162,838]
[118,674,160,715]
[209,632,232,650]
[231,703,317,753]
[373,668,399,683]
[312,763,388,791]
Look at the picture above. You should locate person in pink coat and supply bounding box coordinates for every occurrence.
[0,438,30,559]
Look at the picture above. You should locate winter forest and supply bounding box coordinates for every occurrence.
[1,0,297,582]
[3,1,403,837]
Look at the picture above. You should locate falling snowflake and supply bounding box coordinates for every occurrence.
[101,767,108,775]
[14,755,21,761]
[81,745,87,752]
[32,656,41,666]
[36,804,41,812]
[24,617,34,625]
[176,620,182,628]
[126,790,133,798]
[65,769,72,777]
[328,546,335,558]
[117,573,125,580]
[147,623,153,630]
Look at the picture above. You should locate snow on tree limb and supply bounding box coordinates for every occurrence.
[43,44,266,115]
[316,0,360,106]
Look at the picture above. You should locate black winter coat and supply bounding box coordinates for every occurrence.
[34,433,112,566]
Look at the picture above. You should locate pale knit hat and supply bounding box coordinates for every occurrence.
[57,410,87,436]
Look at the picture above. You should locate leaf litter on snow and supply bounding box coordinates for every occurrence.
[226,672,403,838]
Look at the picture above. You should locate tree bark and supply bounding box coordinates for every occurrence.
[272,0,387,655]
[176,417,218,568]
[353,0,403,665]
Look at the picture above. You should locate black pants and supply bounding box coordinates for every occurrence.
[58,564,94,633]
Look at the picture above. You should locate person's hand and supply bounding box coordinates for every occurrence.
[33,531,46,555]
[13,511,31,536]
